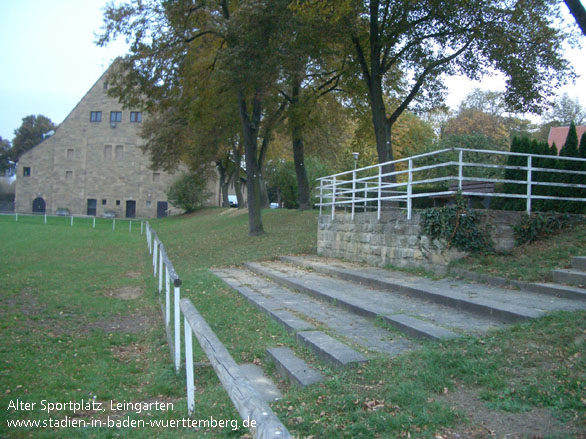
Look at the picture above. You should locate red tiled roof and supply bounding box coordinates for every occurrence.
[547,125,586,153]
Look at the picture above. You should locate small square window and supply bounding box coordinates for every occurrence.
[102,199,107,206]
[110,111,122,123]
[23,167,31,177]
[152,172,160,182]
[104,145,112,160]
[146,200,151,207]
[65,171,73,180]
[116,200,121,206]
[66,148,74,159]
[90,111,102,122]
[130,111,142,123]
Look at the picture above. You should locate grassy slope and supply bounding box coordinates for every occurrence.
[452,223,586,282]
[1,210,584,438]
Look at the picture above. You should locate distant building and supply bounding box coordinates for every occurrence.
[14,64,233,218]
[547,125,586,153]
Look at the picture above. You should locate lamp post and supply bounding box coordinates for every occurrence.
[352,152,359,170]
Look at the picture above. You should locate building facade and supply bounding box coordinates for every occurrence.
[15,67,179,218]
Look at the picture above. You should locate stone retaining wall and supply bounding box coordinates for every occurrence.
[317,209,524,272]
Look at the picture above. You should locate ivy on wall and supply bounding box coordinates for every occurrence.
[419,197,494,253]
[512,212,584,246]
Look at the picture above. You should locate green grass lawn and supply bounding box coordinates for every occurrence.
[1,209,584,438]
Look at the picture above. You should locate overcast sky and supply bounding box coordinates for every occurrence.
[0,0,584,141]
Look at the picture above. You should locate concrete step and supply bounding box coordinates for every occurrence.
[572,256,586,271]
[244,262,504,339]
[296,331,367,368]
[551,269,586,287]
[450,267,586,301]
[211,269,315,334]
[215,267,416,356]
[280,256,582,322]
[266,347,324,387]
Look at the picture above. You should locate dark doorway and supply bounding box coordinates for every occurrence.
[157,201,168,218]
[87,198,97,216]
[32,197,46,214]
[125,200,136,218]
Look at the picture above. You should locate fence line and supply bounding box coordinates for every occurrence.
[144,222,291,439]
[0,212,142,233]
[317,147,586,220]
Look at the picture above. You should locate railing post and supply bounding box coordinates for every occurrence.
[153,239,158,277]
[129,221,132,233]
[331,176,336,220]
[319,179,323,216]
[526,155,533,214]
[184,316,195,415]
[71,216,73,227]
[174,286,181,372]
[351,171,356,220]
[44,214,47,225]
[93,217,95,229]
[407,159,413,220]
[165,268,171,326]
[377,166,382,221]
[364,183,367,212]
[458,150,463,191]
[140,221,143,235]
[158,248,164,293]
[113,219,115,231]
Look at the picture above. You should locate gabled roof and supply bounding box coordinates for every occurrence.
[547,125,586,153]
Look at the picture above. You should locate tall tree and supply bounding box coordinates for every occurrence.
[0,137,12,176]
[302,0,574,180]
[11,115,56,162]
[98,0,291,235]
[543,93,586,125]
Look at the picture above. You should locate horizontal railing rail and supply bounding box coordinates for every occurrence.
[1,211,143,232]
[317,147,586,220]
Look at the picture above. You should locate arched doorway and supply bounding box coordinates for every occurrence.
[32,197,46,213]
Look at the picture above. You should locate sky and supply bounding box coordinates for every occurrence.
[0,0,585,142]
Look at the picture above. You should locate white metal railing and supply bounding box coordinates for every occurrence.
[145,223,291,438]
[317,147,586,220]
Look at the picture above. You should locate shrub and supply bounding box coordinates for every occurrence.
[167,172,211,213]
[512,212,583,246]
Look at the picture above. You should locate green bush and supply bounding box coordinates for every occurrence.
[167,172,211,213]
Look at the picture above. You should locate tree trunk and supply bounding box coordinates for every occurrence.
[369,82,396,184]
[232,142,245,208]
[291,76,311,210]
[217,160,229,207]
[238,91,264,236]
[565,0,586,36]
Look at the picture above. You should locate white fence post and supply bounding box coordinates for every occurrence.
[140,221,143,235]
[153,239,158,277]
[165,268,171,326]
[377,167,382,221]
[174,286,181,372]
[15,213,18,221]
[458,150,463,191]
[158,248,164,293]
[44,214,47,225]
[184,317,195,415]
[526,155,533,214]
[129,221,132,233]
[351,171,356,220]
[113,219,116,231]
[331,176,336,220]
[407,159,413,220]
[319,179,323,216]
[71,216,73,227]
[363,183,367,212]
[93,217,96,229]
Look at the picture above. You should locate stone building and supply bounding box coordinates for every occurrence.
[15,66,182,218]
